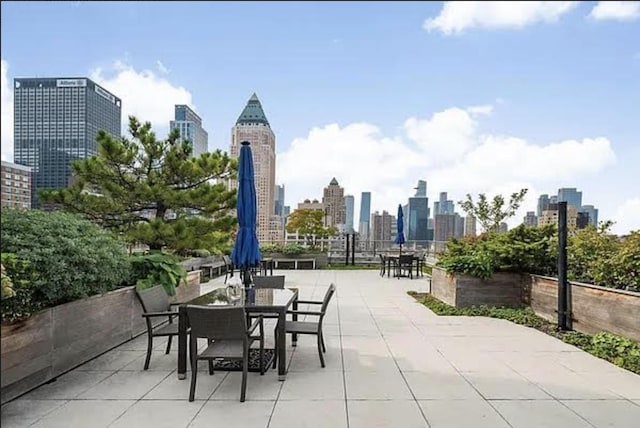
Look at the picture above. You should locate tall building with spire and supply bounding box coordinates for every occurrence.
[230,93,276,242]
[322,178,346,229]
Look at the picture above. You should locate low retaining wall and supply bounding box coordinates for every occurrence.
[431,267,524,308]
[263,253,328,269]
[527,275,640,342]
[1,276,201,404]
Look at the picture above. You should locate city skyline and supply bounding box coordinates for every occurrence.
[1,1,639,234]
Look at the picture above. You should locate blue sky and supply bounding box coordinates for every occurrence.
[2,1,639,233]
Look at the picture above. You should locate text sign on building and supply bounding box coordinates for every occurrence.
[56,79,87,87]
[94,85,116,104]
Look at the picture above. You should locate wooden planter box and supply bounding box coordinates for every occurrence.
[0,275,201,404]
[526,275,640,341]
[431,267,524,308]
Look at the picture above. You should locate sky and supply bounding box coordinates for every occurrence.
[1,1,639,235]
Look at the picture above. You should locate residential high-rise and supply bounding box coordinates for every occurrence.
[13,77,121,207]
[434,214,456,242]
[322,178,346,228]
[1,161,32,209]
[433,191,454,216]
[230,93,276,242]
[371,210,394,243]
[170,105,208,157]
[537,194,550,218]
[580,205,598,226]
[464,215,476,237]
[523,211,538,226]
[275,184,285,216]
[359,191,371,241]
[558,188,583,209]
[498,222,509,233]
[454,215,465,238]
[344,195,355,233]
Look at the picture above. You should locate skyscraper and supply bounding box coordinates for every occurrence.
[408,180,430,241]
[580,205,598,226]
[434,191,454,216]
[434,214,456,242]
[170,104,208,157]
[322,178,346,228]
[14,77,121,207]
[537,194,550,218]
[558,188,583,209]
[344,195,355,233]
[464,215,476,237]
[274,184,285,216]
[371,210,394,243]
[230,93,276,242]
[523,211,538,226]
[359,191,371,240]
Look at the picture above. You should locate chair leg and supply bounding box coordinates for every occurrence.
[208,360,214,375]
[259,336,265,376]
[240,348,248,402]
[165,336,173,354]
[317,335,325,368]
[272,327,278,369]
[144,333,153,370]
[320,332,326,353]
[189,356,198,402]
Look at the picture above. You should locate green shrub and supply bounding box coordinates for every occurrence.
[1,209,132,321]
[129,252,186,296]
[1,253,39,322]
[282,243,305,256]
[608,231,640,292]
[190,249,211,258]
[260,243,283,254]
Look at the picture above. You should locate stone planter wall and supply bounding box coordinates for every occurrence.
[526,275,640,342]
[264,253,329,269]
[0,275,201,404]
[431,267,524,308]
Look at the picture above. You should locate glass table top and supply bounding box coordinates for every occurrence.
[185,286,297,309]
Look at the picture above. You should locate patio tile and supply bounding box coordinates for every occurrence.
[0,399,67,428]
[279,370,345,400]
[145,371,227,400]
[403,371,482,399]
[123,351,180,371]
[340,321,380,336]
[561,399,640,428]
[418,399,510,428]
[491,399,591,428]
[210,371,282,401]
[76,350,144,371]
[519,368,622,399]
[30,400,133,428]
[78,370,169,399]
[578,371,640,399]
[288,347,343,371]
[269,399,347,428]
[347,400,428,428]
[188,400,274,428]
[345,370,412,399]
[463,372,552,399]
[22,371,115,399]
[109,400,205,428]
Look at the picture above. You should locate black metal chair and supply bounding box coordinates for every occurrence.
[395,254,414,279]
[378,254,386,277]
[222,255,234,283]
[285,284,336,368]
[135,285,182,370]
[185,306,264,402]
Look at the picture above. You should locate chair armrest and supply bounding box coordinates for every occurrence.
[296,300,323,305]
[247,314,263,335]
[287,310,323,316]
[142,311,178,318]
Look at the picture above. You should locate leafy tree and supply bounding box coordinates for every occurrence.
[40,116,237,254]
[459,189,528,233]
[286,209,338,248]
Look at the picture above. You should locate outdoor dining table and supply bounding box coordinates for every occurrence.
[385,254,423,278]
[177,286,299,381]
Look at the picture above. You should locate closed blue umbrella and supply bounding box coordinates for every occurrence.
[231,141,261,287]
[394,204,405,254]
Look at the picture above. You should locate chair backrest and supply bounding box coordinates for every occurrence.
[185,305,247,340]
[379,254,385,263]
[222,255,232,267]
[320,284,336,317]
[253,275,285,289]
[135,285,170,314]
[399,254,414,264]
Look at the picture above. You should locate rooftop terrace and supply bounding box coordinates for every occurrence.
[2,270,639,428]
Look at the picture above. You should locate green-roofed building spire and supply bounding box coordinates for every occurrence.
[236,92,270,127]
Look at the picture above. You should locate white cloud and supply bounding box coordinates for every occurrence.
[1,59,13,162]
[90,61,193,135]
[613,198,640,235]
[589,1,640,21]
[424,1,578,35]
[278,104,625,233]
[156,60,170,74]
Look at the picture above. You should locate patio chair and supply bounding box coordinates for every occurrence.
[285,284,336,368]
[135,285,182,370]
[222,255,234,283]
[394,254,414,279]
[251,275,285,368]
[185,306,264,402]
[378,254,386,277]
